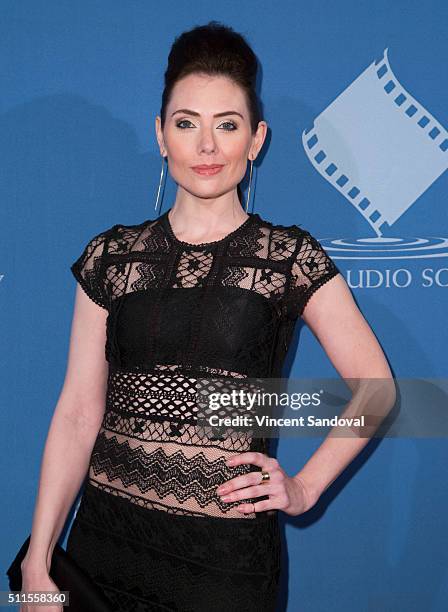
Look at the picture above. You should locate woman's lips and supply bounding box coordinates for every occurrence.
[191,165,224,176]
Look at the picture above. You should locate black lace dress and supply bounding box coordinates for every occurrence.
[65,208,340,611]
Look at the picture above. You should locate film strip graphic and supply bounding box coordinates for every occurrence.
[302,48,448,237]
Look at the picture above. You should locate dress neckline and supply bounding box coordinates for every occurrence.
[160,207,258,249]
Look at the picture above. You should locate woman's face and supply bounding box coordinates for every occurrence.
[156,73,267,202]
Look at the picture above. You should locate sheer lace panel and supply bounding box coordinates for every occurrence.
[173,250,214,288]
[71,228,113,310]
[290,230,340,317]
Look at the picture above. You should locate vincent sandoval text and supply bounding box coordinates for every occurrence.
[208,415,366,427]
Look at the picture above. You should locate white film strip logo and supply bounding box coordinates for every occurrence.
[302,48,448,260]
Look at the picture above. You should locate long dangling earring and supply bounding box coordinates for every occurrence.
[245,157,254,213]
[154,155,167,213]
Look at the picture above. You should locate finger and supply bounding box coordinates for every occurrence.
[220,483,274,503]
[252,499,277,513]
[226,453,279,474]
[225,451,264,468]
[224,462,281,491]
[217,470,266,495]
[237,499,277,514]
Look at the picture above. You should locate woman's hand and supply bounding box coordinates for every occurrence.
[19,568,63,612]
[216,452,318,517]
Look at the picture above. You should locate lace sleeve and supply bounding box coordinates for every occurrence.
[291,230,340,317]
[71,228,111,310]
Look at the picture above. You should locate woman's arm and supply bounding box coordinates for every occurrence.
[293,273,397,509]
[20,284,109,575]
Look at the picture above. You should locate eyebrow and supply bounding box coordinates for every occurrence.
[171,108,244,119]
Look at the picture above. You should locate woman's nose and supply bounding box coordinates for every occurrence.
[198,127,218,154]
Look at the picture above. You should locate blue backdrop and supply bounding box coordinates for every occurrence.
[1,1,447,610]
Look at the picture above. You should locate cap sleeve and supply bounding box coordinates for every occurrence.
[70,228,111,310]
[291,229,340,318]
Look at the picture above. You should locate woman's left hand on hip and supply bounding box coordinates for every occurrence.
[216,452,317,516]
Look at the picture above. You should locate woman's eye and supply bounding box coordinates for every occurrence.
[175,119,237,131]
[219,121,237,131]
[176,119,194,129]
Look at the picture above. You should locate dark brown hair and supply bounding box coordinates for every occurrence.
[160,21,263,205]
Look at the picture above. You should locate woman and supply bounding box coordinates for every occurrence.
[20,21,395,612]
